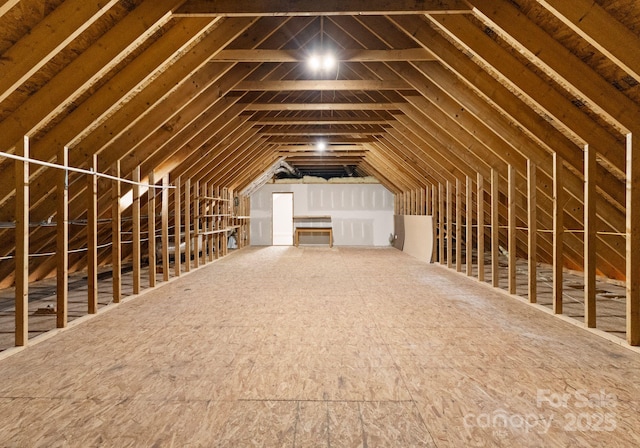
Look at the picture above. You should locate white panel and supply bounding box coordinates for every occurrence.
[272,193,293,245]
[403,215,434,262]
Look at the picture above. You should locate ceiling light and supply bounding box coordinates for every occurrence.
[317,141,327,152]
[308,54,321,71]
[308,53,336,72]
[322,54,336,71]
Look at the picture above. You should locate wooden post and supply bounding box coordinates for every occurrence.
[527,160,537,303]
[405,191,409,215]
[456,178,462,273]
[447,180,453,269]
[466,176,473,276]
[15,136,29,347]
[57,146,68,327]
[439,183,445,264]
[508,164,517,294]
[111,160,121,303]
[185,178,191,272]
[148,171,156,288]
[553,153,564,315]
[214,185,222,261]
[585,144,596,328]
[194,181,200,269]
[432,184,438,263]
[174,176,182,277]
[87,154,98,315]
[424,187,429,215]
[132,166,141,295]
[477,173,485,282]
[626,133,640,345]
[201,183,208,265]
[162,175,170,281]
[491,169,500,288]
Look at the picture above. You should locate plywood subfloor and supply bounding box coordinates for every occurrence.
[0,247,639,447]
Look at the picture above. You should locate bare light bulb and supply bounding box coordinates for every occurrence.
[308,54,321,71]
[322,54,336,71]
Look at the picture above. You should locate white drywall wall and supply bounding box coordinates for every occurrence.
[250,183,394,246]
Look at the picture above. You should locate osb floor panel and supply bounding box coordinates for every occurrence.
[0,246,639,447]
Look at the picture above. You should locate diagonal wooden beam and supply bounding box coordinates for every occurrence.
[0,0,18,18]
[427,14,625,176]
[0,17,218,216]
[0,0,183,154]
[469,0,639,135]
[0,0,120,104]
[174,0,470,16]
[536,0,640,83]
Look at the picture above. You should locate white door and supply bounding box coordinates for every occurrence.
[272,192,293,245]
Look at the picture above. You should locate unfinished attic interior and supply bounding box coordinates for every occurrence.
[1,0,640,445]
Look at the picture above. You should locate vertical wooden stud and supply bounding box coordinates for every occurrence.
[508,164,517,294]
[194,180,200,269]
[201,183,208,265]
[553,153,564,315]
[132,166,141,295]
[626,133,640,345]
[456,178,462,272]
[447,181,453,269]
[174,176,182,277]
[585,145,597,328]
[491,169,500,288]
[15,136,29,346]
[148,171,156,288]
[57,146,69,327]
[210,185,217,261]
[162,175,170,281]
[185,178,191,272]
[477,173,485,282]
[527,160,537,303]
[466,176,473,276]
[111,160,121,303]
[87,154,98,314]
[432,184,437,263]
[439,183,445,264]
[426,187,430,216]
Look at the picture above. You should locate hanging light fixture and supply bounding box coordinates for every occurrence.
[307,17,337,73]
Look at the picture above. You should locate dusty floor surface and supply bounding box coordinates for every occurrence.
[0,246,639,447]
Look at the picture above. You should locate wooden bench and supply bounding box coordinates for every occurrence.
[294,227,333,248]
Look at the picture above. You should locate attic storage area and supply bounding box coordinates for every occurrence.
[1,1,640,446]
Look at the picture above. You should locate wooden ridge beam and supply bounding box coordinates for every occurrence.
[250,116,393,125]
[235,80,412,91]
[243,101,407,111]
[214,48,436,62]
[256,125,389,135]
[174,0,470,16]
[265,136,376,144]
